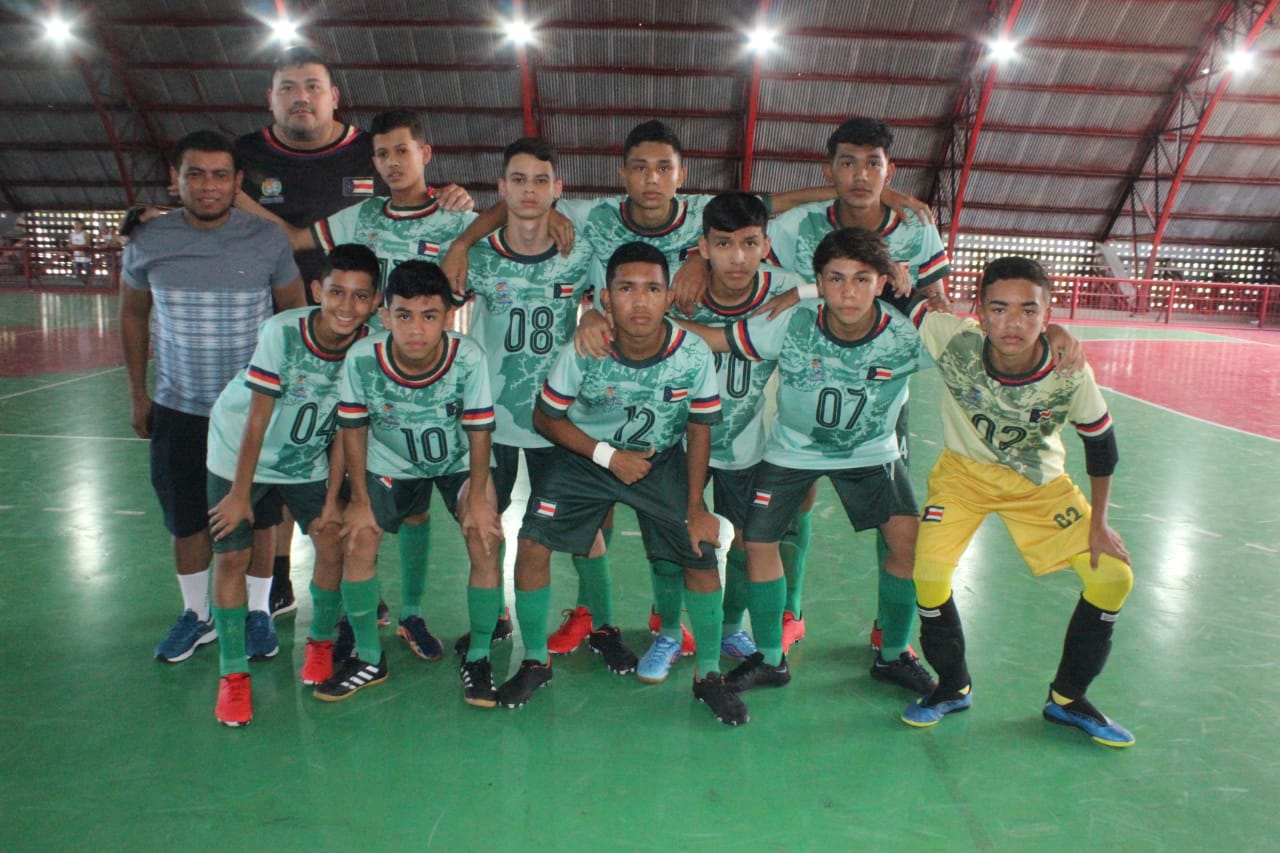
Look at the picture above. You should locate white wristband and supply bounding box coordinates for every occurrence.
[592,441,616,469]
[797,283,820,301]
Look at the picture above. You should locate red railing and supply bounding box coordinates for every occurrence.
[946,271,1280,330]
[0,243,122,290]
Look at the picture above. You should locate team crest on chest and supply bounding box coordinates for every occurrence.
[807,358,826,383]
[380,403,400,427]
[260,178,283,202]
[287,376,308,400]
[493,281,513,307]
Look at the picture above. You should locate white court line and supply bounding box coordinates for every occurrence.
[1244,543,1278,554]
[0,366,122,401]
[1102,386,1280,443]
[0,432,144,442]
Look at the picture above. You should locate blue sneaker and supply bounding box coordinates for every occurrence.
[245,610,279,660]
[637,635,683,683]
[720,629,757,660]
[154,609,217,663]
[397,615,444,662]
[1043,696,1135,747]
[902,689,973,727]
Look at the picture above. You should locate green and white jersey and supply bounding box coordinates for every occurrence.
[917,311,1112,485]
[207,307,368,484]
[311,195,476,291]
[769,203,950,306]
[337,330,495,479]
[466,228,596,448]
[537,319,722,453]
[670,266,801,470]
[728,299,930,470]
[559,194,712,272]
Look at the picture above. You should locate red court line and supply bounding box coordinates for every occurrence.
[0,327,121,377]
[1086,338,1280,439]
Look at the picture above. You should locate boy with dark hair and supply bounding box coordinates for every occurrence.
[452,136,597,658]
[903,256,1135,747]
[204,243,381,726]
[638,191,804,683]
[122,129,305,664]
[497,242,749,725]
[319,261,504,706]
[679,227,938,701]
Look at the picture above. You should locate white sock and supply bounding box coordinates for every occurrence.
[177,570,211,621]
[246,575,272,614]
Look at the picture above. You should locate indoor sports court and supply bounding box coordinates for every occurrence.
[1,2,1277,851]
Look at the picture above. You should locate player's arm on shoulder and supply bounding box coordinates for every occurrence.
[441,203,506,294]
[672,251,710,316]
[671,317,730,354]
[765,184,835,216]
[434,183,475,212]
[1045,324,1086,375]
[273,276,307,310]
[234,190,316,250]
[574,308,614,358]
[882,186,934,224]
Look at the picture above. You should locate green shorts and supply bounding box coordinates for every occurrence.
[743,459,917,543]
[493,443,556,514]
[708,464,757,531]
[519,444,717,569]
[365,469,470,534]
[206,473,314,554]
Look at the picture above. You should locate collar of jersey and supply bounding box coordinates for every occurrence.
[375,334,458,387]
[609,319,683,368]
[301,309,369,361]
[702,271,772,317]
[826,202,898,238]
[262,123,362,158]
[489,228,558,264]
[982,334,1054,385]
[817,301,890,348]
[620,197,687,237]
[382,194,440,220]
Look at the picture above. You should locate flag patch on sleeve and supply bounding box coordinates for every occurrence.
[922,505,944,523]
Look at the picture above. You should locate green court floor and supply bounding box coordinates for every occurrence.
[1,293,1277,851]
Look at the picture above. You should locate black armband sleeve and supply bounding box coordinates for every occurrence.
[1081,430,1118,477]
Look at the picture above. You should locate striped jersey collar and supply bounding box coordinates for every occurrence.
[300,309,370,361]
[375,334,459,387]
[825,203,898,238]
[261,123,362,158]
[982,335,1054,385]
[487,228,558,264]
[382,192,440,220]
[701,271,774,317]
[619,197,688,237]
[816,301,891,348]
[609,319,685,368]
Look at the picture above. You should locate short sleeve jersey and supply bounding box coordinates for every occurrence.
[769,202,951,312]
[337,330,495,479]
[207,307,368,484]
[917,311,1112,485]
[728,299,930,469]
[236,124,386,285]
[670,266,801,469]
[311,196,477,291]
[537,320,722,453]
[466,228,596,448]
[122,208,300,417]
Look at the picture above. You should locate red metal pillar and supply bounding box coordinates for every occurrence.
[740,0,770,191]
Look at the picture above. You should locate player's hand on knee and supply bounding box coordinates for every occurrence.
[209,494,253,542]
[435,183,475,212]
[608,446,654,484]
[1089,523,1130,568]
[340,499,382,554]
[685,508,720,555]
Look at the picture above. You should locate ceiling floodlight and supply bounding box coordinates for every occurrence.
[504,17,535,46]
[42,14,74,45]
[1227,48,1254,73]
[746,25,776,54]
[988,36,1018,64]
[270,17,300,44]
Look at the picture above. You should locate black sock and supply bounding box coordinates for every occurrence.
[272,555,291,584]
[1051,596,1117,701]
[918,595,970,700]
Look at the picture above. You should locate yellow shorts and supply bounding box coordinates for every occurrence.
[916,449,1092,576]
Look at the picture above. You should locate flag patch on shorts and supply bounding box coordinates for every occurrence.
[535,499,557,518]
[751,490,772,507]
[922,505,944,522]
[377,476,394,490]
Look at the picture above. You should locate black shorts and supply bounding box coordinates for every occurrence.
[149,404,212,538]
[492,443,557,514]
[709,464,757,531]
[205,473,303,554]
[365,470,471,534]
[744,459,917,543]
[519,444,717,569]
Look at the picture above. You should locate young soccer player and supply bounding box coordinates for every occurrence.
[238,109,481,660]
[902,256,1135,747]
[204,243,381,726]
[497,242,748,725]
[319,261,504,706]
[679,227,937,700]
[637,191,804,683]
[454,137,596,656]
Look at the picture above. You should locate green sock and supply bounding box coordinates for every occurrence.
[466,585,503,663]
[651,561,685,641]
[877,557,918,661]
[342,577,382,663]
[576,527,614,607]
[515,586,552,662]
[748,577,787,666]
[573,553,613,627]
[780,509,812,616]
[496,541,507,615]
[398,520,431,619]
[309,582,341,641]
[685,587,723,678]
[212,605,249,677]
[721,547,748,635]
